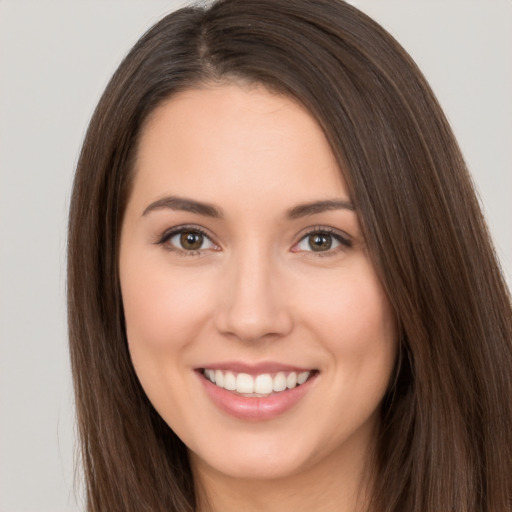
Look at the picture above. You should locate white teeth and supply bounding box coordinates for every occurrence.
[236,373,255,394]
[273,372,287,392]
[223,371,236,391]
[286,372,297,389]
[254,374,273,394]
[297,371,310,385]
[203,369,313,395]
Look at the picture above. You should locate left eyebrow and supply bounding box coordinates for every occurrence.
[286,199,355,219]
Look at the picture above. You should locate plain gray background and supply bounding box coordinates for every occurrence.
[0,1,511,511]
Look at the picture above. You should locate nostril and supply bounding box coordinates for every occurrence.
[213,306,294,343]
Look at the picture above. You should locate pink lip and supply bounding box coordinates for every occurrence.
[196,368,318,422]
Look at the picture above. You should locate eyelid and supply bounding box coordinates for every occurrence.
[154,224,220,254]
[153,224,352,256]
[291,226,352,254]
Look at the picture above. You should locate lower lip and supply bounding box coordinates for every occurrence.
[197,371,317,421]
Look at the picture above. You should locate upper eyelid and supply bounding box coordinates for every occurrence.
[155,226,220,256]
[154,224,352,250]
[296,226,352,243]
[156,224,216,245]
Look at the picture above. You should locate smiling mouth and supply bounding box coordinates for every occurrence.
[200,368,318,397]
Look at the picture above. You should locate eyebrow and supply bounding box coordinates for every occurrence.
[141,195,355,219]
[286,199,355,219]
[142,196,223,218]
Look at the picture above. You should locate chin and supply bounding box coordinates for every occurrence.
[189,440,314,482]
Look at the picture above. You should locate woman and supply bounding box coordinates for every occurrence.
[67,0,512,511]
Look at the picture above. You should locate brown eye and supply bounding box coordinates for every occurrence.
[180,231,204,251]
[308,233,332,252]
[162,228,217,253]
[294,229,351,255]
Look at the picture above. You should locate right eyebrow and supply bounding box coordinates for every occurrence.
[142,195,223,218]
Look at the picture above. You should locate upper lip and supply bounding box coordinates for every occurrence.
[196,361,316,375]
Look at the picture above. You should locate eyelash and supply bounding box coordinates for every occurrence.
[293,226,352,257]
[155,225,218,256]
[154,225,352,256]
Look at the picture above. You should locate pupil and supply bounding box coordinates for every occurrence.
[309,234,331,251]
[180,231,203,250]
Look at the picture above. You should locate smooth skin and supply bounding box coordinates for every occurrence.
[119,83,397,512]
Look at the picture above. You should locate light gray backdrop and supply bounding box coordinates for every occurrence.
[0,1,510,511]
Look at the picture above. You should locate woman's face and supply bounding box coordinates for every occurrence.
[119,84,397,483]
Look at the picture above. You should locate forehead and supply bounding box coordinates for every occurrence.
[130,83,348,213]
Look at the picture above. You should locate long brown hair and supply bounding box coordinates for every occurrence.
[67,1,512,510]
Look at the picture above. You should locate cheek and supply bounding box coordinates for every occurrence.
[310,272,397,437]
[119,256,215,425]
[300,266,397,374]
[121,258,213,352]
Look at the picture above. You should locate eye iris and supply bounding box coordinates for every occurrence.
[180,231,203,250]
[309,233,332,251]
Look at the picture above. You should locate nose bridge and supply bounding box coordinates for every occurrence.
[215,241,292,342]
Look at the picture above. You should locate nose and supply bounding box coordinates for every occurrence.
[213,248,294,343]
